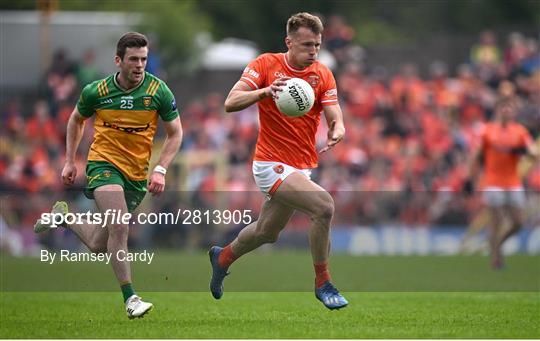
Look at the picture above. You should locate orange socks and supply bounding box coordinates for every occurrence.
[314,262,331,288]
[218,245,331,287]
[218,245,238,268]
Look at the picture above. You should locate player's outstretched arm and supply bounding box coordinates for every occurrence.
[224,78,289,113]
[319,104,345,154]
[62,108,88,185]
[148,116,182,196]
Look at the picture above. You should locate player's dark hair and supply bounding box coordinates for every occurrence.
[287,12,324,36]
[116,32,148,60]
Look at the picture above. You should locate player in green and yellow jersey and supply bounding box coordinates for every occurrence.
[34,32,183,318]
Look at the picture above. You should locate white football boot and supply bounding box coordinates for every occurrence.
[34,201,69,233]
[125,295,153,319]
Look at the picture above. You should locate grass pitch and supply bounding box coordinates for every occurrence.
[1,251,539,338]
[1,292,538,338]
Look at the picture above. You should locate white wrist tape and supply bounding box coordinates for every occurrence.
[153,165,167,175]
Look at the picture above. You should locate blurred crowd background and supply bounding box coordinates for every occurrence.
[1,0,539,254]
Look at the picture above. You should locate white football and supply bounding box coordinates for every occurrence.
[274,78,315,117]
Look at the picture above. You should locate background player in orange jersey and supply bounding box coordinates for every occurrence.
[466,97,538,268]
[209,12,347,309]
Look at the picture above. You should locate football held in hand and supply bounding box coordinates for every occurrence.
[274,78,315,117]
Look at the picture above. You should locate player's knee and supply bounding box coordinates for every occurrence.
[89,242,107,254]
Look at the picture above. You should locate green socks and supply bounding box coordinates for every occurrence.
[121,283,135,302]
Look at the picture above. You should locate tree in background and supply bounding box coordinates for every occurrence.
[3,0,539,71]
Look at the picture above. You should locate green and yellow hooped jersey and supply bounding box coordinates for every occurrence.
[77,72,179,181]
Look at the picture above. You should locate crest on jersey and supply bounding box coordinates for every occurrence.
[307,74,320,87]
[143,96,152,107]
[273,165,284,174]
[103,170,111,178]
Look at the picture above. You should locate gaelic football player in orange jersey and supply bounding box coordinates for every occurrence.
[208,12,347,309]
[466,97,538,268]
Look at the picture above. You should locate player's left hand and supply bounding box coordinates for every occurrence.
[319,120,344,154]
[148,172,165,196]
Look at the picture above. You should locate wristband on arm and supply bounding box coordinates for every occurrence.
[153,165,167,175]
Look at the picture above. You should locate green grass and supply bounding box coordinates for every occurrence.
[1,251,539,338]
[1,292,538,338]
[2,251,539,291]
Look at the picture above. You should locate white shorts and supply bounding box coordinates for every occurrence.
[482,186,526,208]
[252,161,312,197]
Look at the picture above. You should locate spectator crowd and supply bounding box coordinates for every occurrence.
[1,19,539,251]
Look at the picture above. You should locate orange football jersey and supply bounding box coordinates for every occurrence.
[480,122,533,188]
[239,53,339,169]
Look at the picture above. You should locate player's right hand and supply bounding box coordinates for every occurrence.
[147,172,165,196]
[61,162,77,186]
[264,77,290,100]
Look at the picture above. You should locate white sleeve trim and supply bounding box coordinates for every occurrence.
[240,77,259,90]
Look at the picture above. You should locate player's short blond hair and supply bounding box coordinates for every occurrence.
[286,12,324,36]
